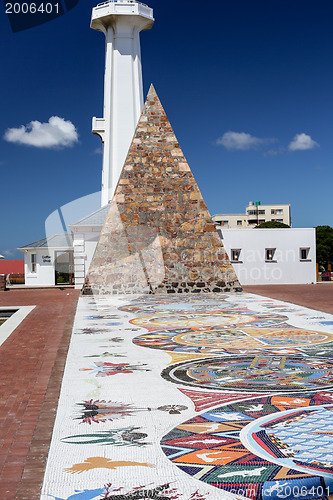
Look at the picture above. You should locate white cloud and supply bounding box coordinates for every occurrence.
[217,131,275,150]
[288,133,319,151]
[263,149,278,157]
[93,147,103,155]
[3,116,78,148]
[1,249,15,257]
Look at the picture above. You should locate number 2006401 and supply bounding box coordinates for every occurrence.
[5,3,60,14]
[274,485,330,498]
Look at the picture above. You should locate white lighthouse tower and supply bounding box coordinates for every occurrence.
[91,0,154,207]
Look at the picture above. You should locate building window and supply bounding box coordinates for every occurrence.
[231,249,241,262]
[31,253,37,273]
[258,210,265,215]
[300,248,310,261]
[247,210,257,215]
[276,209,283,214]
[265,248,276,261]
[237,220,242,226]
[276,219,283,223]
[222,220,229,226]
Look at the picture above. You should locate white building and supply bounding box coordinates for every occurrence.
[219,228,316,285]
[18,234,74,287]
[91,0,154,206]
[18,211,317,288]
[213,201,291,228]
[18,207,110,288]
[69,205,109,289]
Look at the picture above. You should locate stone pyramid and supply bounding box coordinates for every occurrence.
[82,85,241,295]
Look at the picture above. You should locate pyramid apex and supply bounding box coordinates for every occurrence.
[147,83,157,99]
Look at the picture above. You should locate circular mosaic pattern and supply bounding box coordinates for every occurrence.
[174,329,246,347]
[160,393,333,500]
[133,325,333,354]
[162,356,333,392]
[242,404,333,476]
[130,311,288,331]
[120,295,230,314]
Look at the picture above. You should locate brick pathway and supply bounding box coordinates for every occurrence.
[0,288,79,499]
[244,282,333,315]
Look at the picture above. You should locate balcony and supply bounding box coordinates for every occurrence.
[92,0,154,23]
[92,117,105,142]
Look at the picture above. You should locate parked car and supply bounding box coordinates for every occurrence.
[321,271,331,281]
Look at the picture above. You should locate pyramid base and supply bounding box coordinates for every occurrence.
[81,278,242,296]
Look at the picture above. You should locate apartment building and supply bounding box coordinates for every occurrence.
[213,201,291,228]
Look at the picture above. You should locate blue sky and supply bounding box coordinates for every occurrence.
[1,0,333,259]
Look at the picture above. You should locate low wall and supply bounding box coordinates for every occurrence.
[0,275,6,291]
[8,274,25,285]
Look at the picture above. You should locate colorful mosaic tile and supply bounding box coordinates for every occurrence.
[40,293,333,500]
[161,395,333,500]
[162,355,333,393]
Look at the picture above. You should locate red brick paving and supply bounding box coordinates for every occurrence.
[0,288,79,499]
[244,282,333,315]
[0,284,332,498]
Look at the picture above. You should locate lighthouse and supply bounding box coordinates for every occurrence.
[91,0,154,207]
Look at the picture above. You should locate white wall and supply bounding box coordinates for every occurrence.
[22,227,316,288]
[24,249,56,286]
[220,228,316,285]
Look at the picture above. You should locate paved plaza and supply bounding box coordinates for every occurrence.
[1,286,333,499]
[35,289,333,500]
[0,288,80,499]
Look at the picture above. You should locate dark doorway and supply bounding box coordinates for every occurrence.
[55,251,74,285]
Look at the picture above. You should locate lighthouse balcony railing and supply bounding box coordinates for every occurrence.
[95,0,149,9]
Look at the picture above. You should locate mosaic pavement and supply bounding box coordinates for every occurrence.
[40,293,333,500]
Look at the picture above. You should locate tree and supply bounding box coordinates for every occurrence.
[316,225,333,270]
[255,221,290,228]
